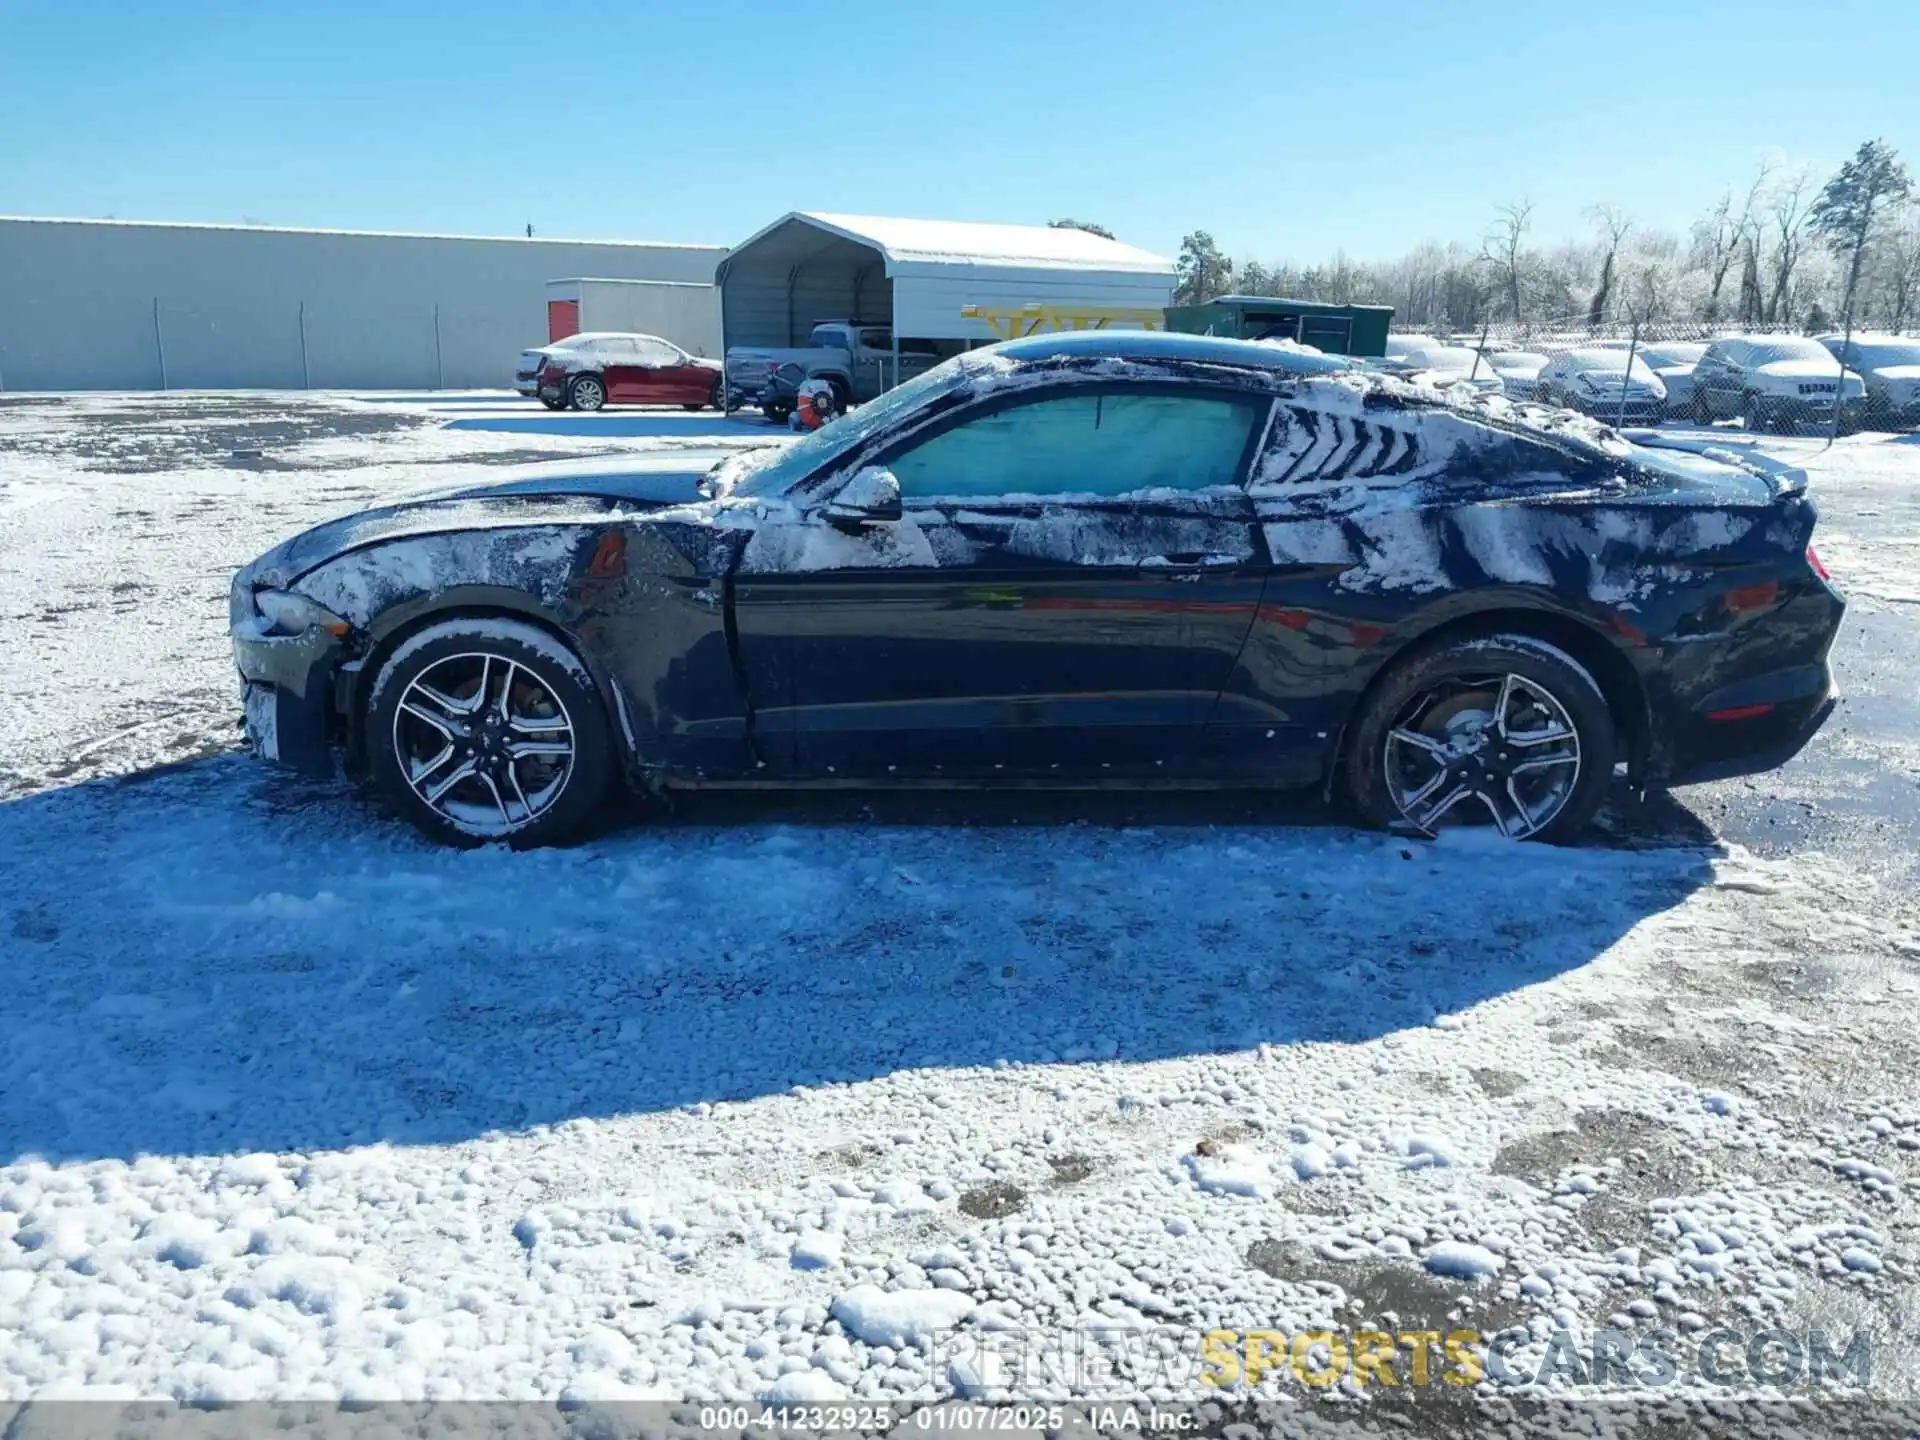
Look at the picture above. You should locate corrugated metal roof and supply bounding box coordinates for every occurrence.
[0,214,726,252]
[794,212,1174,275]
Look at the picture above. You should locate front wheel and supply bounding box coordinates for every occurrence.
[1342,633,1615,844]
[365,618,615,848]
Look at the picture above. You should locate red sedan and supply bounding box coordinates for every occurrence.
[524,333,723,411]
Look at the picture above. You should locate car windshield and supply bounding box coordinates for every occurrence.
[718,353,985,498]
[1853,341,1920,368]
[1639,343,1705,366]
[1746,338,1832,365]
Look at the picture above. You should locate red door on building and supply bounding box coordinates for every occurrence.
[547,300,580,343]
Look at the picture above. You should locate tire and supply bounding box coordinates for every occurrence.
[540,397,565,411]
[761,401,791,423]
[1342,632,1616,845]
[1691,391,1712,424]
[1742,390,1791,434]
[365,618,615,848]
[567,374,607,412]
[827,376,852,412]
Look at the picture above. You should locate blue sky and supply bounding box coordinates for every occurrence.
[2,0,1914,264]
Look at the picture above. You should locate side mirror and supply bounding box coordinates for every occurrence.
[824,467,902,530]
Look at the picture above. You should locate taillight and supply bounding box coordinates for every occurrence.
[1806,545,1832,582]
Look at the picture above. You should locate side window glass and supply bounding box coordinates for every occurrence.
[886,391,1263,500]
[859,329,892,352]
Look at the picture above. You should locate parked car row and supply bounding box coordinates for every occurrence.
[1396,330,1920,433]
[510,323,1918,436]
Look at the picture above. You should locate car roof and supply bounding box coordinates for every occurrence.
[1561,348,1645,366]
[1817,331,1919,345]
[992,329,1357,376]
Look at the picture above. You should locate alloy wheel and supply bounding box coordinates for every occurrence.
[391,651,575,837]
[1382,671,1582,839]
[572,377,605,411]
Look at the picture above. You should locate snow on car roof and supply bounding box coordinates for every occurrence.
[993,329,1355,374]
[793,212,1175,275]
[1562,348,1650,370]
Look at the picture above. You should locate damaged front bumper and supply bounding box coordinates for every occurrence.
[232,621,343,777]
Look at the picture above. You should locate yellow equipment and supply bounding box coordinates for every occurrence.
[960,303,1167,341]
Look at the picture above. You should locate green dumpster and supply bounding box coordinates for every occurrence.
[1164,297,1393,358]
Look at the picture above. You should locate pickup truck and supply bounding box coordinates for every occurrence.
[723,321,943,418]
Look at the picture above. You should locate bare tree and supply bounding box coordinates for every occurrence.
[1586,205,1632,328]
[1738,232,1765,324]
[1482,201,1532,322]
[1763,168,1815,323]
[1877,212,1920,332]
[1693,161,1772,321]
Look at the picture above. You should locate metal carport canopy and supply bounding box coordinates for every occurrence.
[717,211,1176,345]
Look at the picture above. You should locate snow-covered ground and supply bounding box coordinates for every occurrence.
[3,394,1920,1422]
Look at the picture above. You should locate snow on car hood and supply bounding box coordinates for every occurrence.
[244,453,731,588]
[1869,364,1920,383]
[1755,359,1853,381]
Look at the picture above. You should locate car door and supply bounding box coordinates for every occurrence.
[625,337,688,404]
[594,338,646,405]
[728,383,1274,781]
[654,345,715,405]
[854,327,894,398]
[1695,342,1740,417]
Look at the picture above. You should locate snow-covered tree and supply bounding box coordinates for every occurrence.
[1809,139,1914,324]
[1048,218,1115,240]
[1173,232,1234,306]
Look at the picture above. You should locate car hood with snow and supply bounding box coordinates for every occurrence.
[240,452,738,591]
[1754,358,1863,392]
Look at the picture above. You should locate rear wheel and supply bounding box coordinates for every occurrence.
[568,374,607,412]
[539,396,565,411]
[366,619,614,848]
[1343,633,1615,844]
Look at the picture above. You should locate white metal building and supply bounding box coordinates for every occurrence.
[542,278,722,357]
[0,216,725,391]
[716,213,1176,359]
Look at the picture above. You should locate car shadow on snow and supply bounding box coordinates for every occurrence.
[0,756,1715,1164]
[442,413,780,439]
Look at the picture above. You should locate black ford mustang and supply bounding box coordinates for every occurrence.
[231,332,1843,847]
